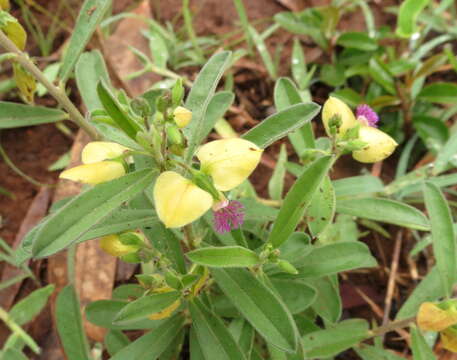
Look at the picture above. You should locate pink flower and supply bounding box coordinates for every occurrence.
[356,104,379,127]
[213,200,244,234]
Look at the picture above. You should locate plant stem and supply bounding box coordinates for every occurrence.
[0,30,100,140]
[368,316,416,338]
[184,224,197,250]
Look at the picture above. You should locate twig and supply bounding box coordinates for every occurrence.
[0,30,100,140]
[368,316,416,339]
[382,230,403,333]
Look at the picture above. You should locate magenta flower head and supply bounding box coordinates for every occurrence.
[356,104,379,127]
[213,199,244,234]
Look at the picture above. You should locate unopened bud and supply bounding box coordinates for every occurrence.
[173,106,192,128]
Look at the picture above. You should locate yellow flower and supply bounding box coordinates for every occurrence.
[60,141,129,185]
[352,126,398,163]
[99,234,140,257]
[322,96,357,137]
[153,171,213,228]
[441,327,457,353]
[173,106,192,128]
[196,138,263,191]
[417,302,457,332]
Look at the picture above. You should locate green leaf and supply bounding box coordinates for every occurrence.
[308,176,335,237]
[336,197,430,231]
[31,169,155,258]
[369,58,396,95]
[1,348,28,360]
[9,284,54,325]
[202,91,234,138]
[291,38,310,89]
[97,80,141,139]
[211,268,297,352]
[268,144,287,200]
[190,327,206,360]
[293,242,377,278]
[75,50,111,112]
[0,101,68,129]
[423,182,456,296]
[333,175,383,198]
[184,51,231,161]
[105,330,130,357]
[248,25,277,79]
[113,291,181,325]
[110,315,185,360]
[355,344,406,360]
[187,246,261,268]
[411,325,437,360]
[308,276,341,323]
[189,298,247,360]
[271,279,316,314]
[396,0,430,38]
[337,32,378,51]
[93,123,143,150]
[434,130,457,174]
[242,102,320,149]
[396,267,445,319]
[268,156,334,248]
[273,77,315,152]
[228,318,255,357]
[302,319,369,358]
[56,285,91,360]
[418,83,457,104]
[320,63,345,87]
[59,0,111,82]
[86,300,166,330]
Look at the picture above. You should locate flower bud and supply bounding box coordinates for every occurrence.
[352,126,397,163]
[417,302,457,332]
[197,138,263,191]
[166,123,183,146]
[81,141,130,164]
[99,234,140,257]
[59,161,125,185]
[173,106,192,128]
[277,259,298,274]
[153,171,213,228]
[322,97,357,137]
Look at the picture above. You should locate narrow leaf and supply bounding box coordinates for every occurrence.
[411,325,437,360]
[0,101,67,129]
[187,246,261,267]
[396,0,430,38]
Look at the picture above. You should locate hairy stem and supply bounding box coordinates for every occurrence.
[0,30,100,140]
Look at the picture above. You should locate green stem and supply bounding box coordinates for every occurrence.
[0,30,100,140]
[0,307,40,354]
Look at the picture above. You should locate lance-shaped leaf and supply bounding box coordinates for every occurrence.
[184,51,231,161]
[59,0,111,82]
[396,0,430,38]
[32,169,155,258]
[242,102,320,148]
[0,101,68,129]
[336,197,430,231]
[423,182,456,297]
[268,156,334,248]
[110,315,185,360]
[189,297,246,360]
[113,291,181,325]
[187,246,261,267]
[211,268,297,352]
[411,325,437,360]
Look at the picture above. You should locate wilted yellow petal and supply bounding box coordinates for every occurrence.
[0,0,10,11]
[81,141,130,164]
[442,328,457,353]
[148,299,181,320]
[99,234,139,257]
[2,20,26,50]
[197,138,263,191]
[322,96,357,137]
[59,161,125,185]
[153,171,213,228]
[13,63,35,104]
[417,302,457,332]
[352,126,397,163]
[173,106,192,128]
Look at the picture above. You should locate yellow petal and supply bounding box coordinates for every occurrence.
[173,106,192,128]
[148,299,181,320]
[322,96,357,137]
[352,126,397,163]
[81,142,130,164]
[153,171,213,228]
[417,302,457,332]
[99,234,138,257]
[3,20,26,50]
[59,161,125,185]
[441,328,457,353]
[196,138,263,191]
